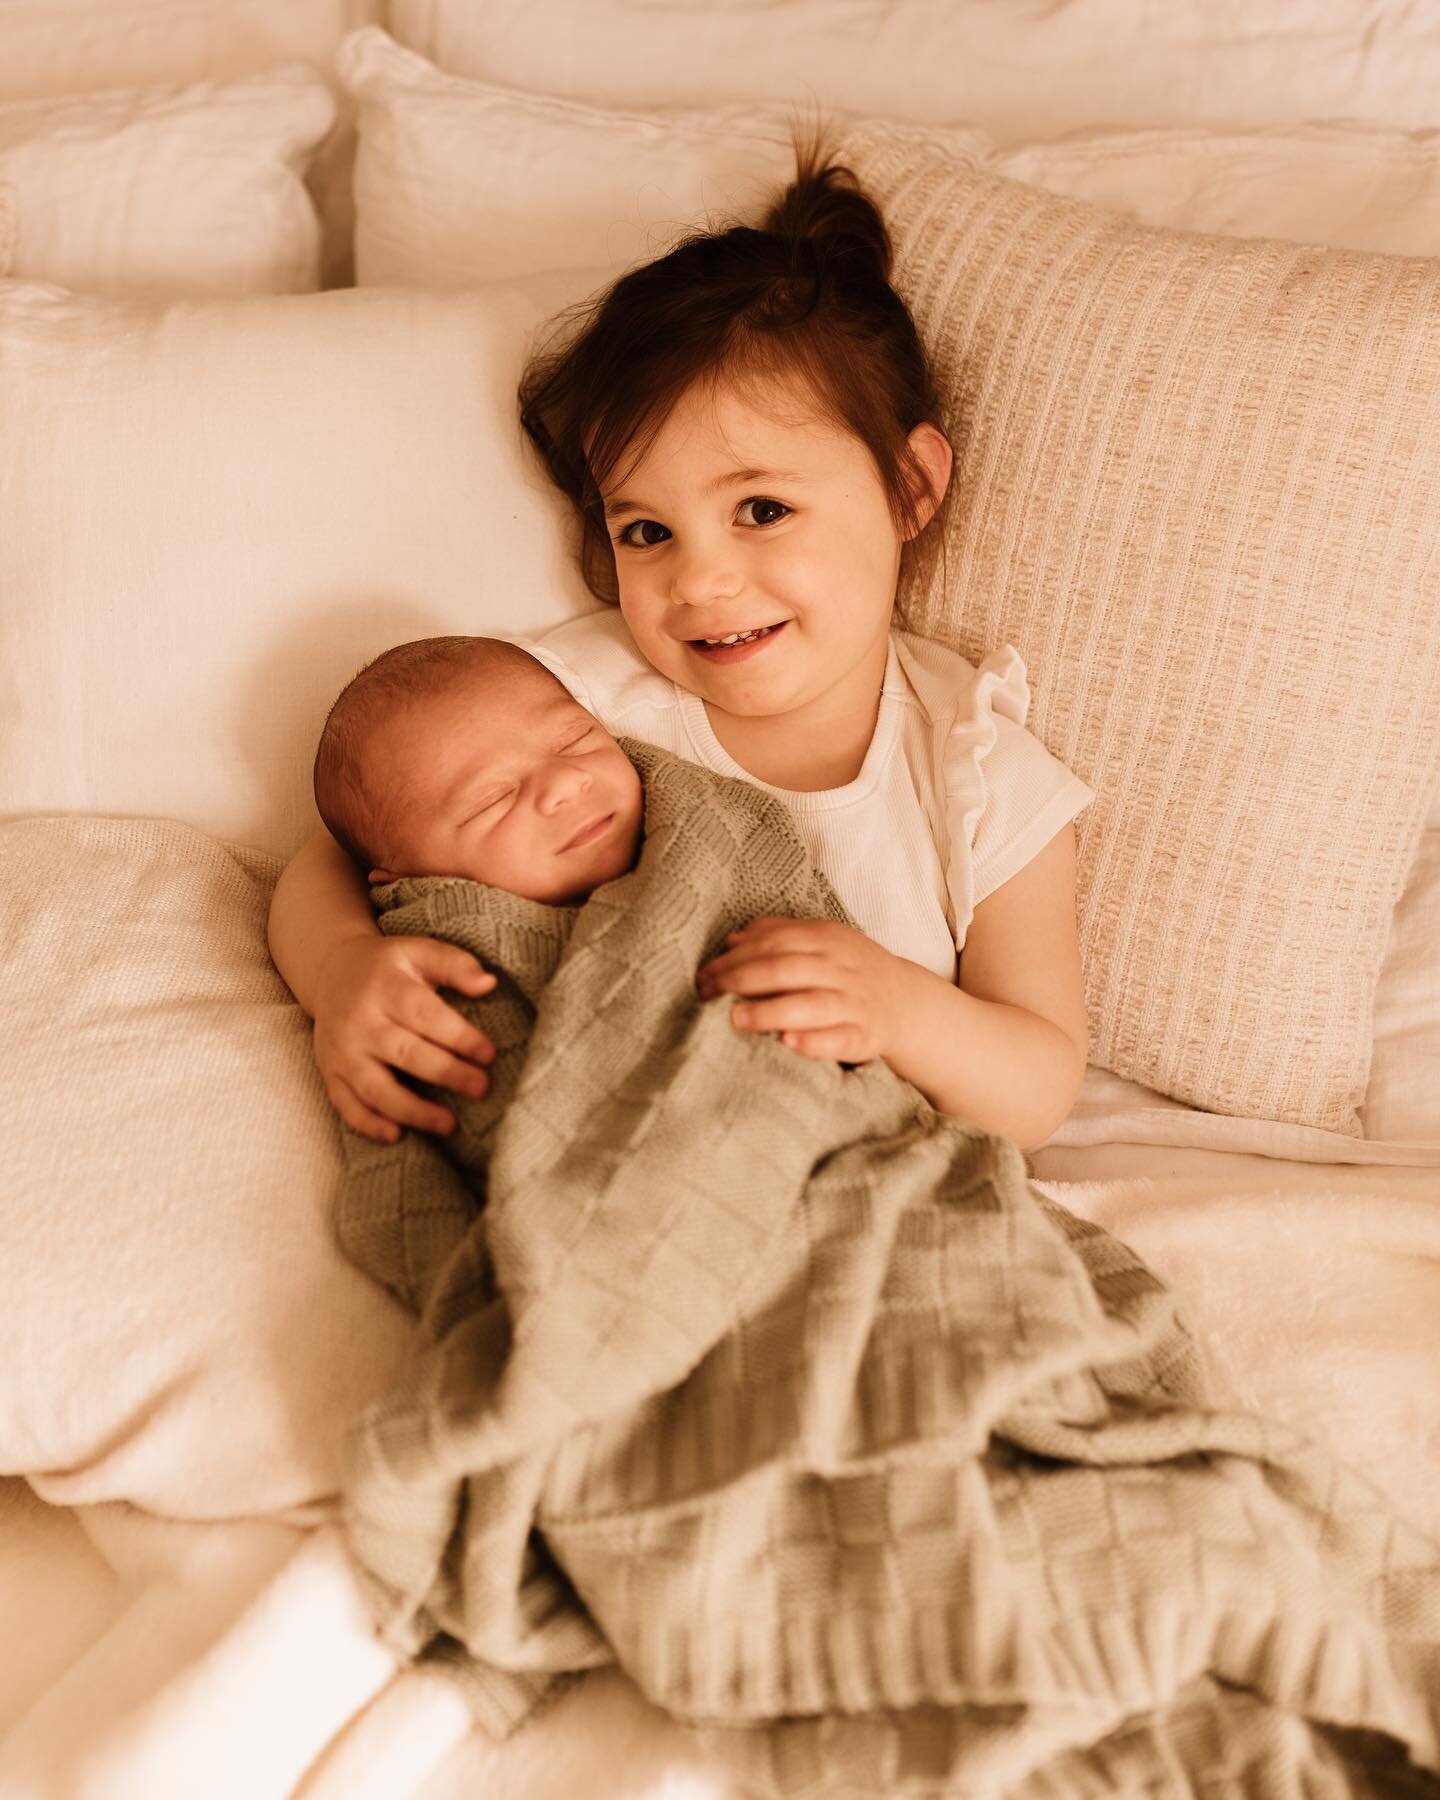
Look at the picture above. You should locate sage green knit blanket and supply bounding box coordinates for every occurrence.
[338,740,1440,1798]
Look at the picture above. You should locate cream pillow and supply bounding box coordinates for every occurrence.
[0,0,385,289]
[0,816,413,1520]
[997,123,1440,260]
[0,67,335,296]
[340,28,802,287]
[0,276,593,857]
[390,0,1440,140]
[826,126,1440,1137]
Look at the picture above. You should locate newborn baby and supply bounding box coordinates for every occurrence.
[313,634,644,901]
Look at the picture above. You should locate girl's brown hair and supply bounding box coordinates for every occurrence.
[518,124,945,605]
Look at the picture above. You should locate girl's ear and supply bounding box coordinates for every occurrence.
[902,421,954,538]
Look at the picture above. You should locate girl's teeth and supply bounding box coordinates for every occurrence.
[703,627,767,646]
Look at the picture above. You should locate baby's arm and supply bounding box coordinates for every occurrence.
[268,826,499,1143]
[697,825,1088,1151]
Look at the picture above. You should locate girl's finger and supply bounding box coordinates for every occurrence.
[699,935,828,979]
[730,990,849,1036]
[408,991,496,1066]
[412,939,497,996]
[779,1026,864,1062]
[701,952,839,998]
[390,1036,492,1103]
[329,1074,403,1145]
[350,1063,459,1137]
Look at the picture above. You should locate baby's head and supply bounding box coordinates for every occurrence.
[313,636,644,905]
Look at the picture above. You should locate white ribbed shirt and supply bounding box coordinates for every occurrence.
[523,610,1094,980]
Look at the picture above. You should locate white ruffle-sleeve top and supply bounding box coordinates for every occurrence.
[522,609,1094,981]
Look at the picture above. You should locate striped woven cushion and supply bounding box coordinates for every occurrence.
[841,126,1440,1135]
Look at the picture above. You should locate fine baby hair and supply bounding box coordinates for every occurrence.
[518,124,947,606]
[313,634,543,873]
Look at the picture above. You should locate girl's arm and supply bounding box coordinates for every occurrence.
[696,824,1088,1152]
[885,823,1088,1146]
[268,826,499,1142]
[267,825,383,1017]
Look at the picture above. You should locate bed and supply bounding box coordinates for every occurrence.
[2,2,1439,1794]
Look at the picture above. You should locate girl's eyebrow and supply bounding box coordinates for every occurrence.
[602,466,807,520]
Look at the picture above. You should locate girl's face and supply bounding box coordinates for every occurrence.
[600,375,949,733]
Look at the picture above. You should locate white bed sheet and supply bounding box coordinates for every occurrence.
[4,1105,1436,1800]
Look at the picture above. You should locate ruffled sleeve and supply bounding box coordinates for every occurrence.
[894,635,1095,950]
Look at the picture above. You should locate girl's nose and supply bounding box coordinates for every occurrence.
[667,535,742,608]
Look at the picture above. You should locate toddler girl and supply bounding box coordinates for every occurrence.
[267,133,1094,1153]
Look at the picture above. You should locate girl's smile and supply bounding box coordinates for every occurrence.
[687,619,789,663]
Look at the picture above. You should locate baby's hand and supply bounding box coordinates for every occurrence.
[696,917,916,1065]
[312,934,498,1143]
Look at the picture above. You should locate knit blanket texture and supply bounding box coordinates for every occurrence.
[337,739,1440,1798]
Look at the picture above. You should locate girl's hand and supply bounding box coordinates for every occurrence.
[695,918,920,1065]
[312,934,498,1143]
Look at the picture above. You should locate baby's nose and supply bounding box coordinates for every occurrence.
[537,760,590,810]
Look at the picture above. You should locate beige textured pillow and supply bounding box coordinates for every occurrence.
[837,127,1440,1137]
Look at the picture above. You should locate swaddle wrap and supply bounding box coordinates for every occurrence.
[338,739,1440,1797]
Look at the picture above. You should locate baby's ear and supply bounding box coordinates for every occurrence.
[368,867,396,885]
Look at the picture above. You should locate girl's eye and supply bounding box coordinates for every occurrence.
[614,498,789,548]
[737,497,790,527]
[615,519,669,549]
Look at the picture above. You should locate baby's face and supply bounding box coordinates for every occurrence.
[365,667,644,904]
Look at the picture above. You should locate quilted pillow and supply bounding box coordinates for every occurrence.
[837,126,1440,1136]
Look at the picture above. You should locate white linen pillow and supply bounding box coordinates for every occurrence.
[0,0,384,288]
[997,123,1440,259]
[340,29,803,288]
[0,815,414,1520]
[0,67,335,297]
[0,276,594,858]
[391,0,1440,141]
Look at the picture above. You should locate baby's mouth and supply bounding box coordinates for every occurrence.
[560,812,614,852]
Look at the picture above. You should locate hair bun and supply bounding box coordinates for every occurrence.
[762,136,893,283]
